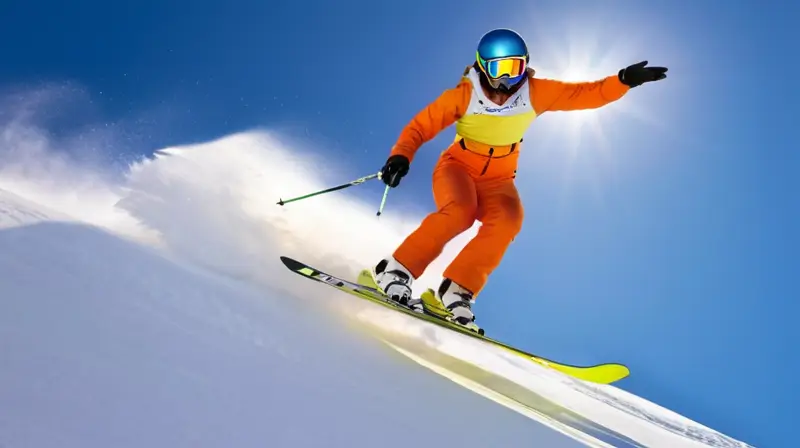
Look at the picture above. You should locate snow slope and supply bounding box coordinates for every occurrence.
[0,189,586,448]
[0,129,754,447]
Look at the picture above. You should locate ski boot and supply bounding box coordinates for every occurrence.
[371,257,424,313]
[433,278,483,335]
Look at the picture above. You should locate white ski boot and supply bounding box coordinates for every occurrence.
[371,257,423,312]
[437,278,481,332]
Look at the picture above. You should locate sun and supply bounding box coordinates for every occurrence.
[502,12,671,215]
[511,8,673,166]
[528,34,636,157]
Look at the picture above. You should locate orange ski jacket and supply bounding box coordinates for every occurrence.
[389,66,630,167]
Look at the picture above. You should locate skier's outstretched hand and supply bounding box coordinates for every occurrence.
[380,154,410,188]
[618,61,668,87]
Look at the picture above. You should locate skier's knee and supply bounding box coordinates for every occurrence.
[492,201,524,237]
[446,202,478,234]
[508,206,524,236]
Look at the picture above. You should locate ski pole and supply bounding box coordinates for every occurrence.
[375,168,404,216]
[376,184,390,216]
[277,172,380,206]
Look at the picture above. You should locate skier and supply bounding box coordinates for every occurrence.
[371,28,667,331]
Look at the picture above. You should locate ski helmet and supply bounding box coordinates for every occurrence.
[476,28,529,92]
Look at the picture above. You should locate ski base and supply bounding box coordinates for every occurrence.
[279,255,630,384]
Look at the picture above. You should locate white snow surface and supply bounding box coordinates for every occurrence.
[0,128,755,447]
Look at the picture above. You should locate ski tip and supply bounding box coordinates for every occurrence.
[540,361,630,384]
[279,256,303,271]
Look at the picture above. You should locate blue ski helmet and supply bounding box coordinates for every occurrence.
[476,29,529,91]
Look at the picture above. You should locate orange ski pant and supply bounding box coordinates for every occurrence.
[393,143,524,297]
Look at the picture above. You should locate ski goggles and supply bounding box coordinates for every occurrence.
[478,54,527,79]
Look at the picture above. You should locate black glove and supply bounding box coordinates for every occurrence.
[380,154,410,188]
[618,61,668,87]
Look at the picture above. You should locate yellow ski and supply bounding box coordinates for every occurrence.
[280,255,630,384]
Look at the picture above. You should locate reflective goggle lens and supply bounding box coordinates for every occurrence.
[484,57,526,79]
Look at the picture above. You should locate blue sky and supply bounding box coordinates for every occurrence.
[1,0,796,446]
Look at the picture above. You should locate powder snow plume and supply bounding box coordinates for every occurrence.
[0,86,476,301]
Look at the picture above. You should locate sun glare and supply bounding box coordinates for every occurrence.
[509,10,674,193]
[500,10,677,215]
[524,26,635,158]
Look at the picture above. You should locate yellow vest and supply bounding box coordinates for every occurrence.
[454,67,537,152]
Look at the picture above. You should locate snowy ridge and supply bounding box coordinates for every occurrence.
[571,383,749,448]
[0,129,755,447]
[0,188,69,229]
[1,191,578,447]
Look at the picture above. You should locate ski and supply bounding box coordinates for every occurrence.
[279,255,630,384]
